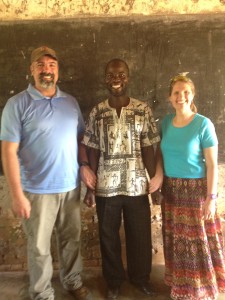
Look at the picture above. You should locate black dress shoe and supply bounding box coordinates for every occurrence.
[132,281,156,296]
[106,287,120,299]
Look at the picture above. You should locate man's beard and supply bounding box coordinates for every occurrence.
[39,73,55,89]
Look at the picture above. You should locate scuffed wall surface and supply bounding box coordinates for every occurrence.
[1,165,225,271]
[1,15,225,270]
[1,16,225,154]
[1,0,225,20]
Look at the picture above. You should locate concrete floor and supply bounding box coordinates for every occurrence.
[1,265,225,300]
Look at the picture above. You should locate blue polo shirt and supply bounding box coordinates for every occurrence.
[160,113,218,178]
[0,84,84,193]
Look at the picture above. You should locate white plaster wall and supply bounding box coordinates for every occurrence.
[1,0,225,21]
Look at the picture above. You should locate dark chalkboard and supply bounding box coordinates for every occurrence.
[1,15,225,175]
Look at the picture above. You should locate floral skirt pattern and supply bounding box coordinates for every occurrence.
[161,177,225,300]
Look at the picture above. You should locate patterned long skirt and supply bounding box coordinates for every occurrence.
[161,176,225,300]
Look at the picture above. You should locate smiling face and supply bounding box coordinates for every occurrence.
[169,81,195,112]
[30,55,59,95]
[105,60,129,97]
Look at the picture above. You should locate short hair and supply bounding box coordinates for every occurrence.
[105,58,129,75]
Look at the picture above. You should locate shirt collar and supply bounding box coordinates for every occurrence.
[27,83,66,100]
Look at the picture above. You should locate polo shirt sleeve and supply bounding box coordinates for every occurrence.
[0,97,22,143]
[75,101,85,135]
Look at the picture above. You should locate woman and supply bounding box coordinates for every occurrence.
[150,74,225,300]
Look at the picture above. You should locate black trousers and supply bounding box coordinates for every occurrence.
[96,195,152,288]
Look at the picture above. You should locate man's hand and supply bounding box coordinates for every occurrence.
[12,194,31,219]
[80,166,97,190]
[151,190,164,205]
[83,189,96,208]
[149,174,163,194]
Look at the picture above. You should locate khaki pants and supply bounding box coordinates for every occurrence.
[22,187,82,300]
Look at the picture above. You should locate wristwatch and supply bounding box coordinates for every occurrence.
[207,193,218,200]
[79,161,90,167]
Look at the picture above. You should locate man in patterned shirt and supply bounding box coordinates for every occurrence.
[82,58,160,299]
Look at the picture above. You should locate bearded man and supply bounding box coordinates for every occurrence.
[0,46,95,300]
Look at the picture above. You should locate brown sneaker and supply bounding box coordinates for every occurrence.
[69,285,92,300]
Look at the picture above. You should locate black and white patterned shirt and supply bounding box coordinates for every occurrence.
[83,98,160,197]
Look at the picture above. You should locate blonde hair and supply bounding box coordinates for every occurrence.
[169,74,197,113]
